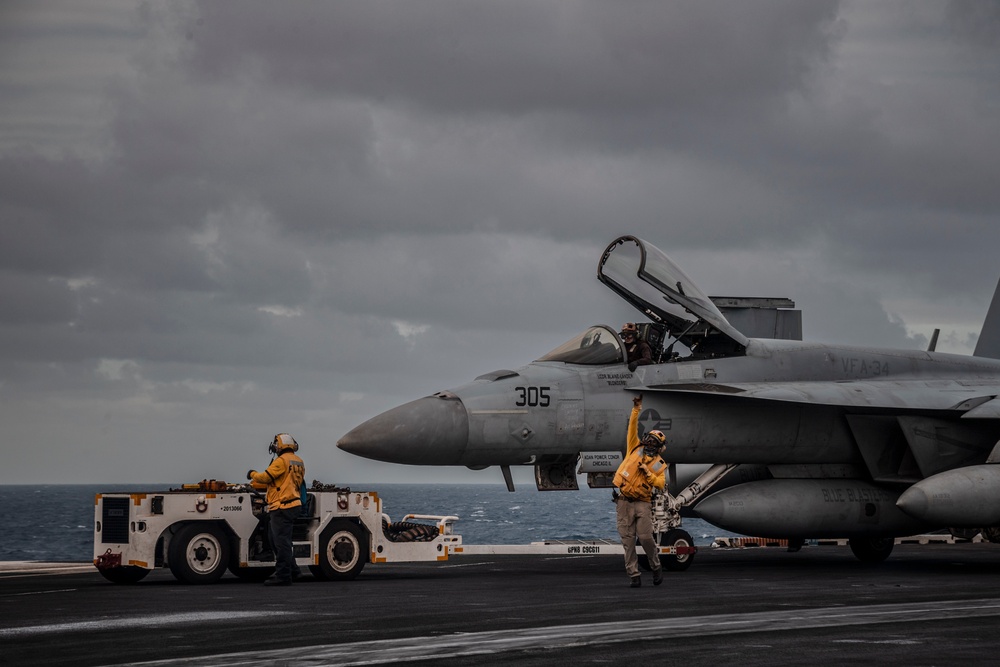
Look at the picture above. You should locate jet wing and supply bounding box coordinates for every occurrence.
[961,397,1000,418]
[637,379,1000,414]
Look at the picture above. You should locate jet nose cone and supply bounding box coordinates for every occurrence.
[895,486,929,520]
[337,395,470,465]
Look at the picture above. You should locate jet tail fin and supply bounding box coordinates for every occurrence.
[974,277,1000,359]
[927,328,940,352]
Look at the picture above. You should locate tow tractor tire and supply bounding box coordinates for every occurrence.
[98,565,150,584]
[316,519,368,581]
[660,528,696,571]
[849,536,894,563]
[168,523,230,584]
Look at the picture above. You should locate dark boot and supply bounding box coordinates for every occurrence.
[653,568,663,586]
[264,577,291,586]
[630,576,641,588]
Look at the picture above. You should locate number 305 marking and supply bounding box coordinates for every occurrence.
[515,386,551,407]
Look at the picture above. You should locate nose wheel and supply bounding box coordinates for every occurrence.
[848,536,894,563]
[660,528,695,571]
[638,528,696,572]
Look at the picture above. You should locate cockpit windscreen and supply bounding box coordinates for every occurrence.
[536,326,624,365]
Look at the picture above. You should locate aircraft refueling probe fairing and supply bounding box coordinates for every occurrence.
[338,235,1000,562]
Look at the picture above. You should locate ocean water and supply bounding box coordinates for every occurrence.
[0,483,731,562]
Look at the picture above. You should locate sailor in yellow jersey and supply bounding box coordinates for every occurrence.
[613,394,667,588]
[248,433,306,586]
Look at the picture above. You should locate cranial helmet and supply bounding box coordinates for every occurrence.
[620,322,638,339]
[269,433,299,454]
[642,429,666,448]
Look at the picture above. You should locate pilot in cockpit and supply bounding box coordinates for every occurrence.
[621,322,653,371]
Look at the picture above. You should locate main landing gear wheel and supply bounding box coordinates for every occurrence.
[848,536,894,563]
[314,519,368,581]
[949,527,981,541]
[168,523,230,584]
[98,565,150,584]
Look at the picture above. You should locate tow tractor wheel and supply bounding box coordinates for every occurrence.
[661,528,695,571]
[98,565,150,584]
[848,536,894,563]
[316,519,368,581]
[168,523,230,584]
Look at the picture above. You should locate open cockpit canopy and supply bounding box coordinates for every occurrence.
[598,235,748,355]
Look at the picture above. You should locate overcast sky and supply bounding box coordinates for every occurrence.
[2,1,999,486]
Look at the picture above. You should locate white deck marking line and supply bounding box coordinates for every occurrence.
[11,588,77,596]
[104,598,1000,667]
[0,611,295,638]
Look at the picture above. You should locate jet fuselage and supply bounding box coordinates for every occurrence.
[338,337,1000,472]
[337,235,1000,546]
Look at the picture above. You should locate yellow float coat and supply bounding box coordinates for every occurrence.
[613,405,666,502]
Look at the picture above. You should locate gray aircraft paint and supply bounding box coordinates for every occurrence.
[339,235,1000,546]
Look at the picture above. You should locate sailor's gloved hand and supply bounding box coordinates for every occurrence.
[628,361,638,372]
[246,470,254,480]
[632,394,643,408]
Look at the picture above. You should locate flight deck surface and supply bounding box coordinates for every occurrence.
[4,543,1000,666]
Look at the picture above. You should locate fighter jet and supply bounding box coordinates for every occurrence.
[339,235,1000,563]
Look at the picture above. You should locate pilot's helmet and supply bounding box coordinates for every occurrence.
[269,433,299,454]
[621,322,638,339]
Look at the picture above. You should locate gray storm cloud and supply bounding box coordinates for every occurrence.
[1,0,998,484]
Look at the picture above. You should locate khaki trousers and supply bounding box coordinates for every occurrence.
[616,496,660,577]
